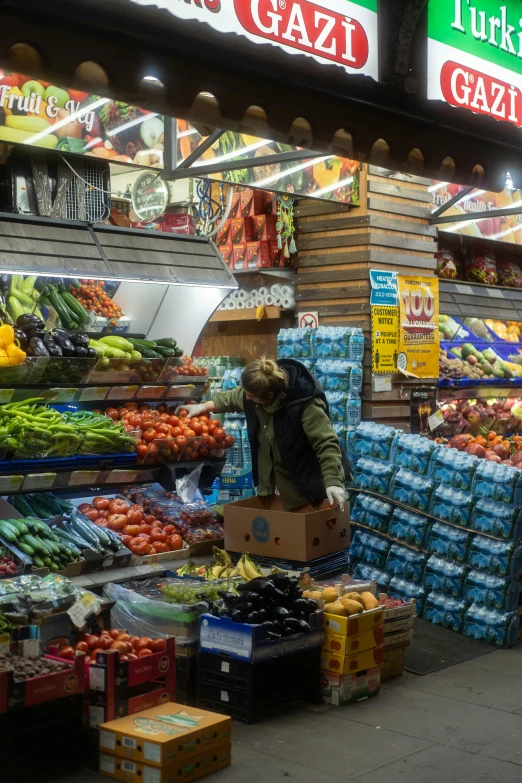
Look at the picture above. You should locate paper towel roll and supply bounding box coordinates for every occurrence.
[236,289,247,301]
[282,296,295,309]
[270,283,282,297]
[254,296,265,307]
[273,296,283,306]
[236,300,245,309]
[226,299,237,310]
[231,290,242,300]
[264,294,275,306]
[258,287,268,298]
[245,299,255,309]
[250,289,258,299]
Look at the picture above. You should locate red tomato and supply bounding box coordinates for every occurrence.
[150,521,163,530]
[86,635,99,650]
[214,428,226,442]
[143,428,157,443]
[130,540,150,555]
[129,636,140,649]
[97,635,112,650]
[109,498,128,515]
[110,641,128,652]
[122,535,133,548]
[223,435,235,448]
[116,633,131,642]
[139,404,152,412]
[170,426,182,438]
[108,629,121,639]
[151,530,167,543]
[209,419,221,429]
[128,504,145,515]
[138,648,153,657]
[183,448,194,460]
[156,423,170,435]
[157,415,170,424]
[108,514,127,531]
[84,508,99,521]
[119,654,129,662]
[74,641,89,654]
[122,524,141,536]
[137,443,149,458]
[168,415,180,427]
[124,402,139,411]
[127,653,138,661]
[163,525,176,534]
[206,436,217,449]
[93,497,110,510]
[97,519,109,527]
[105,407,119,421]
[127,509,143,524]
[136,637,153,650]
[144,514,157,524]
[139,524,152,535]
[175,436,187,449]
[150,638,167,652]
[97,509,110,519]
[177,408,189,418]
[78,503,92,514]
[168,534,183,551]
[155,432,167,440]
[136,533,151,543]
[183,428,196,437]
[153,541,169,553]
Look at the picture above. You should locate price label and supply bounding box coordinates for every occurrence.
[0,389,14,404]
[106,386,138,401]
[23,473,56,491]
[166,385,192,399]
[428,409,444,431]
[42,388,78,403]
[136,386,166,400]
[79,387,109,402]
[68,470,100,486]
[0,475,23,492]
[107,469,139,484]
[68,592,100,628]
[372,375,392,393]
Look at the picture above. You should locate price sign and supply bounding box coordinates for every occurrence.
[372,375,392,393]
[0,389,14,404]
[79,387,109,402]
[166,385,192,399]
[41,388,78,403]
[106,386,138,401]
[68,592,100,628]
[428,409,444,431]
[136,386,166,400]
[23,473,56,490]
[68,470,100,486]
[0,475,24,492]
[107,469,139,484]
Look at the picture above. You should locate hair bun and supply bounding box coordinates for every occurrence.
[260,358,276,375]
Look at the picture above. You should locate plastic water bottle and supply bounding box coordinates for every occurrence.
[346,393,361,428]
[241,420,252,472]
[349,328,365,361]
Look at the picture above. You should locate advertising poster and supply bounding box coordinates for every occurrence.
[397,275,440,379]
[370,270,399,374]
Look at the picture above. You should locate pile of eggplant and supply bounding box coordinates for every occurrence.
[217,573,319,640]
[15,315,97,358]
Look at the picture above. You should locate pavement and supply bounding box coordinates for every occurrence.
[51,642,522,783]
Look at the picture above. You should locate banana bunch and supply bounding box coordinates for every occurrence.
[175,548,264,581]
[176,562,199,577]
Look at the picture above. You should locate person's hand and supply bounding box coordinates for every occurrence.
[176,403,207,418]
[326,486,347,511]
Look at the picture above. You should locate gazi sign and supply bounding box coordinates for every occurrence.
[130,0,378,79]
[428,1,522,126]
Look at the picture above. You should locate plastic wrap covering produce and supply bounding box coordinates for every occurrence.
[277,328,312,359]
[104,579,209,644]
[388,507,432,548]
[472,461,522,505]
[311,326,364,361]
[350,493,393,533]
[390,468,435,511]
[468,535,522,578]
[464,249,498,285]
[422,592,467,633]
[315,360,362,393]
[350,562,390,590]
[352,457,396,496]
[497,260,522,288]
[353,421,397,461]
[469,497,522,541]
[388,576,426,615]
[385,544,427,584]
[436,248,459,280]
[423,556,466,599]
[393,433,440,476]
[349,529,390,570]
[464,570,520,613]
[426,522,472,564]
[429,485,474,527]
[0,574,96,624]
[429,448,479,492]
[463,603,519,648]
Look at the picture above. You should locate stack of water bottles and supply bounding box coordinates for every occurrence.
[277,326,364,446]
[347,421,522,647]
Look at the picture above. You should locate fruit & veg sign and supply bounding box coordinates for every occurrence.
[130,0,379,80]
[428,1,522,126]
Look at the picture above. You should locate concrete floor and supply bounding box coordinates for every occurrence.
[57,643,522,783]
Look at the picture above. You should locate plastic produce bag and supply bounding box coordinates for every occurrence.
[497,260,522,288]
[464,249,497,285]
[436,248,459,280]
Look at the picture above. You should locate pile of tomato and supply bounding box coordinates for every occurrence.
[96,402,235,464]
[70,279,123,325]
[77,496,184,557]
[58,629,167,665]
[172,355,207,377]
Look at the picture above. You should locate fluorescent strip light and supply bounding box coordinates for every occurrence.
[178,128,199,139]
[107,112,159,137]
[312,175,353,198]
[0,270,237,289]
[428,181,448,192]
[192,138,269,167]
[24,97,111,144]
[253,155,333,188]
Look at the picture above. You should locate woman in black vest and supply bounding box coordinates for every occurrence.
[182,358,348,509]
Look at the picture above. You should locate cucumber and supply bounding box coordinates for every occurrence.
[35,537,53,557]
[0,522,20,542]
[18,542,35,556]
[33,555,45,568]
[70,516,103,550]
[49,495,75,514]
[42,556,52,568]
[49,563,59,572]
[23,534,47,555]
[8,296,25,322]
[33,493,63,516]
[154,337,177,348]
[128,338,157,349]
[6,518,29,536]
[54,532,82,557]
[9,495,35,518]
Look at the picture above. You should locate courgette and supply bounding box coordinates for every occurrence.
[60,292,90,326]
[128,338,157,349]
[154,337,177,348]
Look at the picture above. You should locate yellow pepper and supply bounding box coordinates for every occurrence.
[313,159,342,190]
[0,324,15,346]
[5,343,26,365]
[0,348,9,367]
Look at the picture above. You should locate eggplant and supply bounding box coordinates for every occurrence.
[292,598,310,617]
[28,336,49,357]
[243,579,278,597]
[260,620,274,631]
[256,608,267,623]
[17,315,44,330]
[0,274,10,292]
[305,598,318,613]
[297,619,311,632]
[267,631,282,640]
[14,329,27,343]
[230,608,246,623]
[246,611,261,624]
[86,348,97,358]
[269,573,291,589]
[74,346,89,357]
[268,606,291,621]
[45,342,63,357]
[52,332,75,356]
[69,332,90,347]
[235,591,263,607]
[218,591,239,608]
[283,618,303,634]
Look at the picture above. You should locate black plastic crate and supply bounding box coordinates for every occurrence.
[176,654,198,706]
[196,648,321,723]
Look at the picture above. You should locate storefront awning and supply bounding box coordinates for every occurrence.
[0,0,521,190]
[0,213,235,287]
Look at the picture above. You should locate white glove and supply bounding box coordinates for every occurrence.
[326,486,347,511]
[176,403,207,418]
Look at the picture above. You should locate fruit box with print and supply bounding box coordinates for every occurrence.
[224,495,350,561]
[199,610,324,663]
[321,665,381,706]
[0,650,85,713]
[98,742,232,783]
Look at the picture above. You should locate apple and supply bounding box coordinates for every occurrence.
[45,85,70,109]
[21,80,45,98]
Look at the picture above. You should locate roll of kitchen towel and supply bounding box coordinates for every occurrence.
[257,287,269,298]
[270,283,282,297]
[264,294,275,306]
[249,289,258,299]
[226,298,237,310]
[282,296,295,309]
[273,296,283,306]
[279,285,293,299]
[254,296,265,307]
[236,300,245,309]
[245,299,255,309]
[231,289,242,300]
[236,289,247,301]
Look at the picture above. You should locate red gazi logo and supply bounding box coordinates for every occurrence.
[234,0,369,69]
[441,61,522,127]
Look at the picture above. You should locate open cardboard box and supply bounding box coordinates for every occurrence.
[224,494,350,561]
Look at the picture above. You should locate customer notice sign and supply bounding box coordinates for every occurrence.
[428,1,522,127]
[131,0,379,80]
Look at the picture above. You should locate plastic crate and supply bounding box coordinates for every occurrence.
[196,648,322,723]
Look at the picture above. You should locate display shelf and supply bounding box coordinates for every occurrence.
[210,306,293,322]
[69,553,210,590]
[231,268,295,278]
[0,380,208,405]
[438,386,522,400]
[439,279,522,320]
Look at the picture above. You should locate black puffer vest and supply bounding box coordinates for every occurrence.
[243,359,350,506]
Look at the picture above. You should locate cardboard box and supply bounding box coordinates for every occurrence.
[321,666,381,706]
[382,644,406,679]
[224,495,349,561]
[0,652,85,713]
[321,644,384,675]
[99,702,231,767]
[230,217,253,244]
[162,214,195,235]
[383,628,412,648]
[199,610,324,662]
[228,191,242,218]
[232,242,247,270]
[86,682,174,730]
[268,240,285,267]
[324,608,384,637]
[99,742,231,783]
[245,241,273,268]
[87,637,176,697]
[251,214,277,241]
[323,626,384,656]
[218,242,234,267]
[240,188,267,217]
[215,219,232,246]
